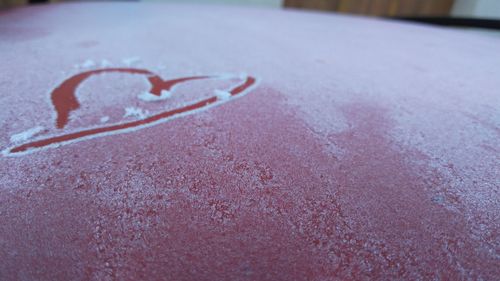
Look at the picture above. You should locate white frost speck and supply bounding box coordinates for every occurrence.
[124,107,148,119]
[10,126,44,143]
[238,72,248,80]
[215,90,232,101]
[138,90,172,101]
[81,59,96,68]
[100,59,112,68]
[100,116,110,123]
[122,57,141,66]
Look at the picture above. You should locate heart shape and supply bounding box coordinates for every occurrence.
[5,68,258,155]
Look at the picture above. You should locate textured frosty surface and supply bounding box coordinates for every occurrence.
[0,3,499,281]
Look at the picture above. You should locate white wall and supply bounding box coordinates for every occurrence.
[452,0,500,19]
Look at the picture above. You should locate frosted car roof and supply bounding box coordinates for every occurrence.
[0,3,499,280]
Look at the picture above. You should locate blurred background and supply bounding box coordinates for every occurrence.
[284,0,500,19]
[1,0,499,22]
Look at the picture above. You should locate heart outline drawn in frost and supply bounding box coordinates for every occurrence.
[3,67,259,156]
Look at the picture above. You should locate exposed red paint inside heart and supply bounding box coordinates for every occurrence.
[52,68,211,129]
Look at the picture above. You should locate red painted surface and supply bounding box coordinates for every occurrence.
[0,3,499,281]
